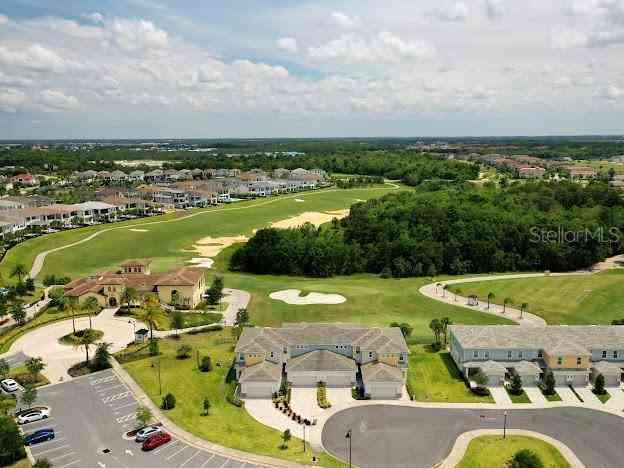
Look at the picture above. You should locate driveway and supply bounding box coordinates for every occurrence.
[575,387,602,406]
[524,387,547,405]
[487,386,511,405]
[605,387,624,411]
[36,369,264,468]
[556,387,582,404]
[221,288,251,326]
[322,405,624,468]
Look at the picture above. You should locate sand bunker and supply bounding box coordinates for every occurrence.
[294,198,305,202]
[193,235,249,257]
[270,289,346,305]
[187,257,215,268]
[270,210,349,229]
[592,254,624,271]
[129,229,149,232]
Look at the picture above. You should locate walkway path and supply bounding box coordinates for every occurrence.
[28,184,400,278]
[0,285,55,331]
[221,288,251,326]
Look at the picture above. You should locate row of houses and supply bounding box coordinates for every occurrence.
[450,325,624,388]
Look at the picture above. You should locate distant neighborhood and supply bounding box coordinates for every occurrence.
[0,167,329,238]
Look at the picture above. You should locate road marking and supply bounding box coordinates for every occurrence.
[96,384,124,393]
[152,439,178,455]
[28,437,66,447]
[50,452,76,462]
[30,443,70,456]
[199,454,215,468]
[179,450,200,467]
[112,400,138,411]
[21,417,55,427]
[116,413,136,424]
[219,459,230,468]
[56,459,81,468]
[166,445,188,460]
[91,375,116,385]
[102,391,131,403]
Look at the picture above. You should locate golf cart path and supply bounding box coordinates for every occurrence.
[418,272,600,326]
[28,184,399,278]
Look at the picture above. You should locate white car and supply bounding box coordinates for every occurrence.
[17,408,50,425]
[0,378,19,393]
[135,425,162,442]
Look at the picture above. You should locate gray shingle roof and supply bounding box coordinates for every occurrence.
[450,325,624,353]
[509,360,541,375]
[239,361,281,383]
[592,360,623,375]
[361,362,404,383]
[287,350,356,373]
[463,360,507,374]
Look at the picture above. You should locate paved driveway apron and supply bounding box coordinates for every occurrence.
[322,405,624,468]
[37,369,266,468]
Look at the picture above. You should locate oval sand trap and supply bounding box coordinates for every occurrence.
[269,289,346,305]
[187,257,215,268]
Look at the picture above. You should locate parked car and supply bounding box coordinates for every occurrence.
[135,425,162,442]
[0,378,19,393]
[142,432,172,451]
[24,428,55,446]
[17,408,50,425]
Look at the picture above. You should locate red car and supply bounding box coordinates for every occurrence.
[142,432,172,451]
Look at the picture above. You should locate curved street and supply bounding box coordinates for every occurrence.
[322,405,624,468]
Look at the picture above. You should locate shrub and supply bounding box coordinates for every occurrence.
[541,371,556,396]
[510,449,544,468]
[226,382,244,407]
[593,373,606,395]
[176,344,192,359]
[149,339,159,356]
[135,405,152,427]
[161,393,176,410]
[509,374,523,395]
[200,356,212,372]
[351,386,370,400]
[317,382,331,409]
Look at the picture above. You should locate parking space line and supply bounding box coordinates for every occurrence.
[21,417,55,427]
[199,454,216,467]
[152,439,179,455]
[90,375,116,385]
[56,459,81,468]
[112,400,138,411]
[102,391,131,403]
[30,443,70,456]
[50,452,76,462]
[166,445,188,460]
[179,449,200,467]
[28,437,67,448]
[95,384,124,393]
[116,412,136,424]
[219,459,230,468]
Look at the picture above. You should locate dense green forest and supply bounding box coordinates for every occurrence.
[230,181,624,277]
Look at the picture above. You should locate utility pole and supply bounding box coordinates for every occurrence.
[303,424,306,452]
[503,410,507,439]
[158,360,162,395]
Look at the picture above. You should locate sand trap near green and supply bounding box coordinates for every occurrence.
[269,289,346,305]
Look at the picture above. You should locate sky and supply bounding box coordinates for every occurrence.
[0,0,624,139]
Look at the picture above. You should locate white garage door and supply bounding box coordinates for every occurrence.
[289,371,354,387]
[241,381,278,398]
[366,383,402,399]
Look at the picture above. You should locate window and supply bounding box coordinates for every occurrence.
[484,351,489,359]
[614,351,619,359]
[577,357,582,366]
[537,351,543,358]
[369,352,374,358]
[507,351,512,359]
[602,350,607,359]
[269,352,274,358]
[557,357,563,365]
[473,351,479,358]
[518,351,523,359]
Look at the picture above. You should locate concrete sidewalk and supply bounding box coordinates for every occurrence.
[488,386,512,405]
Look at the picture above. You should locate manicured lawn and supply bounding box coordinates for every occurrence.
[449,270,624,325]
[456,435,571,468]
[595,392,611,404]
[121,330,346,467]
[544,391,562,402]
[1,186,400,282]
[506,387,531,403]
[8,364,50,387]
[407,345,493,403]
[7,459,31,468]
[58,328,104,345]
[116,308,222,331]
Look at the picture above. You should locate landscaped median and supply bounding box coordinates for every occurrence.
[118,329,347,467]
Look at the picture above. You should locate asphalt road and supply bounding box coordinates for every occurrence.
[321,405,624,468]
[33,369,266,468]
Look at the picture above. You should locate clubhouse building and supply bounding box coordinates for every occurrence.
[64,259,206,308]
[449,325,624,387]
[235,323,409,399]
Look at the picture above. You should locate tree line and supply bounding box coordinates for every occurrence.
[231,181,624,277]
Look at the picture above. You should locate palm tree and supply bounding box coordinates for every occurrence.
[138,299,164,340]
[503,297,513,314]
[440,317,453,346]
[10,264,26,283]
[121,287,139,311]
[429,319,442,345]
[487,292,495,310]
[520,302,529,319]
[74,328,99,364]
[82,296,100,329]
[68,301,78,334]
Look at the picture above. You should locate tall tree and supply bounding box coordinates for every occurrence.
[74,328,99,364]
[440,317,452,345]
[82,296,100,329]
[138,299,165,340]
[121,287,139,311]
[10,302,26,326]
[487,292,495,310]
[10,264,26,283]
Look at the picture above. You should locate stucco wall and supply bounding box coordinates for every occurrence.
[544,353,589,370]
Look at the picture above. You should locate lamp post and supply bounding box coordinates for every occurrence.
[345,429,352,468]
[302,424,306,453]
[503,410,508,439]
[128,319,136,335]
[157,359,162,395]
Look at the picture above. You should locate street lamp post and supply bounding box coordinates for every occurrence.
[302,424,306,453]
[157,360,162,395]
[503,410,508,439]
[345,429,352,468]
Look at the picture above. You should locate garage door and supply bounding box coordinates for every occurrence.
[366,383,401,399]
[289,371,354,387]
[241,381,278,398]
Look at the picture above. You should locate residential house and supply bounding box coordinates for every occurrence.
[564,165,597,180]
[235,323,409,399]
[10,173,38,187]
[518,167,546,179]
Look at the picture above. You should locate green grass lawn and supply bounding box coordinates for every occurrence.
[544,391,562,402]
[407,345,493,403]
[506,387,531,403]
[595,392,611,404]
[58,328,104,345]
[121,330,346,467]
[116,308,222,331]
[456,435,571,468]
[449,270,624,324]
[1,186,400,282]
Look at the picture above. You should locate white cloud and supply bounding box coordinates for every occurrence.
[0,14,9,26]
[309,31,435,64]
[109,19,169,52]
[277,37,298,53]
[0,88,27,113]
[432,2,470,22]
[82,12,104,23]
[330,12,359,29]
[597,83,624,100]
[0,44,71,73]
[556,0,624,48]
[38,90,79,110]
[483,0,504,20]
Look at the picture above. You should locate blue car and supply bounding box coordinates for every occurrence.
[24,428,54,446]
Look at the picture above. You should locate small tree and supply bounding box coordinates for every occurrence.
[206,276,224,305]
[0,415,25,465]
[200,356,212,372]
[10,264,26,283]
[0,358,9,379]
[94,342,112,371]
[149,339,160,356]
[234,308,250,327]
[487,292,495,309]
[542,371,556,396]
[25,357,45,383]
[510,449,544,468]
[177,344,192,359]
[520,302,529,318]
[593,373,606,395]
[440,317,452,345]
[510,374,523,395]
[280,429,291,449]
[231,324,244,341]
[82,296,100,329]
[429,319,442,347]
[472,370,488,388]
[33,459,52,468]
[171,311,185,335]
[24,278,35,293]
[21,384,37,408]
[74,328,99,364]
[203,397,211,416]
[390,322,413,338]
[10,303,26,326]
[161,393,176,410]
[503,297,513,314]
[135,405,152,427]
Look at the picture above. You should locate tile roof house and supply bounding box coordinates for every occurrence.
[64,259,205,308]
[234,323,409,399]
[450,325,624,387]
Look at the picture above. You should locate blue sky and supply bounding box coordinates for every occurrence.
[1,0,624,138]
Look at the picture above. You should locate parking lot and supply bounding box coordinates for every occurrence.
[33,369,266,468]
